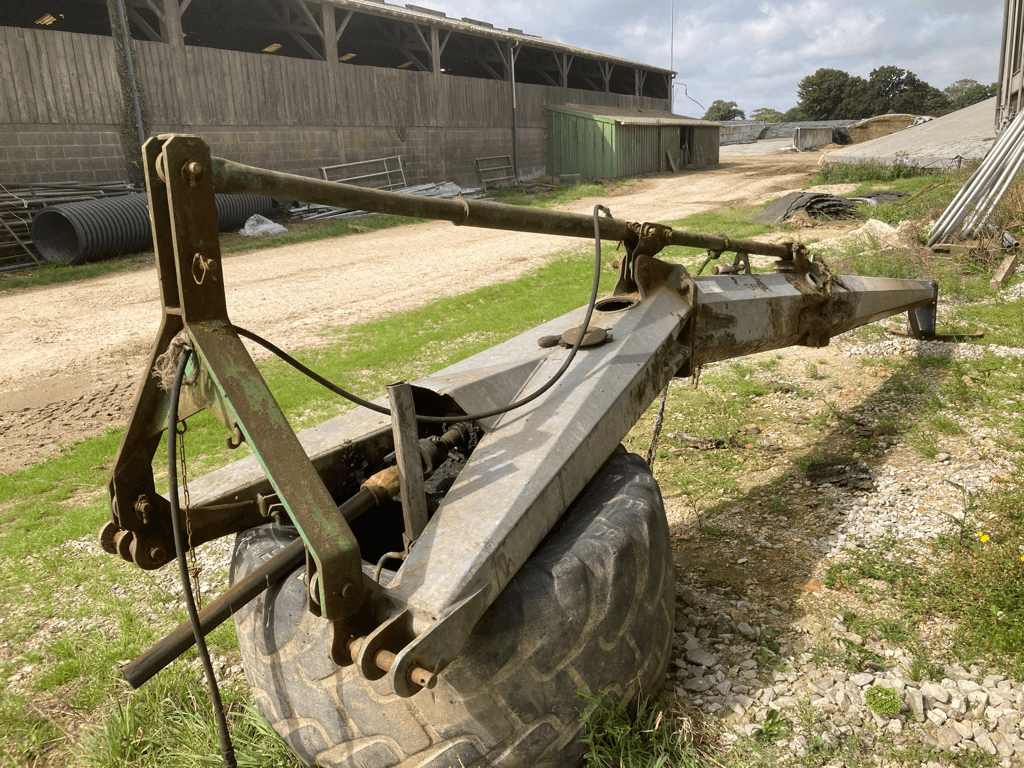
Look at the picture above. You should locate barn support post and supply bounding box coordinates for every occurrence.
[161,0,192,124]
[510,42,520,183]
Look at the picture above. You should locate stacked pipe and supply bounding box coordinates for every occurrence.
[289,181,488,222]
[0,180,136,273]
[927,108,1024,246]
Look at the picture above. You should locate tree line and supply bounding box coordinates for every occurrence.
[701,67,996,123]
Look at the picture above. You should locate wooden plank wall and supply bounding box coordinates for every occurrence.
[0,26,667,131]
[0,27,120,124]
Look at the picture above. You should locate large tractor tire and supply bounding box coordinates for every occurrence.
[230,450,675,768]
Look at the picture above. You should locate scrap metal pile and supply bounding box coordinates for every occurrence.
[753,190,909,224]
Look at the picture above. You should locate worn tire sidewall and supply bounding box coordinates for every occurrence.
[230,450,674,768]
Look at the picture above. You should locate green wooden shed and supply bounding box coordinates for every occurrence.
[546,104,720,179]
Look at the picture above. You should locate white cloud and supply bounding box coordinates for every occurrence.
[413,0,1004,113]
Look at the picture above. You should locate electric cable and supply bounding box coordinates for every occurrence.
[232,204,611,424]
[168,348,237,768]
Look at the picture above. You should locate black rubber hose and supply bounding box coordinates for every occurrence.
[168,348,237,768]
[232,203,609,424]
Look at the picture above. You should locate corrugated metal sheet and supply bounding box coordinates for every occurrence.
[548,106,719,178]
[548,103,714,127]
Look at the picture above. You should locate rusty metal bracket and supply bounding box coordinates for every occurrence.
[614,221,675,296]
[712,252,751,276]
[103,135,365,620]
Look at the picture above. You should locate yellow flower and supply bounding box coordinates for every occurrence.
[980,534,990,543]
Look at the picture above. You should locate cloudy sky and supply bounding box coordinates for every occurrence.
[414,0,1004,117]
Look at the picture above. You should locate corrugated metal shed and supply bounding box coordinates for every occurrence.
[546,104,720,179]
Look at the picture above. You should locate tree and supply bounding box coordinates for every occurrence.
[841,76,882,120]
[750,107,784,123]
[944,78,997,111]
[703,100,745,121]
[867,66,950,116]
[782,106,805,122]
[797,68,853,119]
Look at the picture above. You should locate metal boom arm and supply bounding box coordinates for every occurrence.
[103,134,939,697]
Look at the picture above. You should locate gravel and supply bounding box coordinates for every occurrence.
[665,333,1024,764]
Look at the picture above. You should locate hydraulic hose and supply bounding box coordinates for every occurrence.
[233,204,610,424]
[168,348,237,768]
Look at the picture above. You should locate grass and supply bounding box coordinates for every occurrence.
[811,160,953,185]
[488,182,609,207]
[578,692,711,767]
[74,666,301,768]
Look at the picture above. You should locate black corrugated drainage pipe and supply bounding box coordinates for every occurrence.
[31,193,273,265]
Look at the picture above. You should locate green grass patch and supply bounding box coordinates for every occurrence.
[0,255,152,293]
[578,692,710,768]
[811,161,950,185]
[488,183,608,207]
[74,667,301,768]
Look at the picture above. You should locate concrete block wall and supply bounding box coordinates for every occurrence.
[1,122,547,190]
[793,127,834,150]
[0,124,126,185]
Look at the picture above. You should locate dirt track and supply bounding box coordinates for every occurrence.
[0,153,823,474]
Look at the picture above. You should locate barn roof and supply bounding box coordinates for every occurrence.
[328,0,675,75]
[547,104,718,128]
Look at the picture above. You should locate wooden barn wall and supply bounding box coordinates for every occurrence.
[0,26,670,185]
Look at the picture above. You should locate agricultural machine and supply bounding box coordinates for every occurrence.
[101,134,942,767]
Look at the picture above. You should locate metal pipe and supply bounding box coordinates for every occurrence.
[931,112,1023,238]
[114,0,146,149]
[122,482,383,689]
[963,141,1024,237]
[928,109,1024,245]
[511,42,520,184]
[210,156,796,259]
[122,537,306,689]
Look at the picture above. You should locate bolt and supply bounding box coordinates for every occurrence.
[184,160,204,185]
[409,666,437,690]
[341,582,356,599]
[134,495,152,524]
[149,546,166,562]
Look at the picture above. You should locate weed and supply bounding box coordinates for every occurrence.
[811,161,943,185]
[75,669,301,767]
[864,685,900,715]
[752,708,788,743]
[577,691,710,767]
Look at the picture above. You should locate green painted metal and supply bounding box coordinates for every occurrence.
[546,106,677,179]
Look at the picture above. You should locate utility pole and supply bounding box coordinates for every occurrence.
[670,1,674,111]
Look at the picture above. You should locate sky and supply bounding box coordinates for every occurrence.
[412,0,1005,117]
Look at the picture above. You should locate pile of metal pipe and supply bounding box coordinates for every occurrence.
[927,108,1024,246]
[289,181,487,222]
